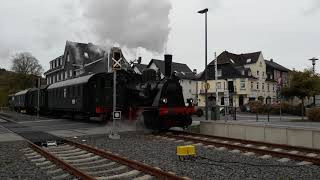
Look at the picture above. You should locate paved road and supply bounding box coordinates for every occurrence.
[0,113,147,142]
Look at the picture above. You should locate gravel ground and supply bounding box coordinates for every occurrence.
[0,141,51,180]
[71,131,320,180]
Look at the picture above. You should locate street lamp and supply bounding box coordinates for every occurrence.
[198,8,209,120]
[309,57,319,73]
[309,57,318,106]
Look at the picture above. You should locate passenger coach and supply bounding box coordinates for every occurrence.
[47,72,109,120]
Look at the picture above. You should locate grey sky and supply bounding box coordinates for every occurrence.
[0,0,319,73]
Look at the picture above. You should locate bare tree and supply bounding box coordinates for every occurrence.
[11,52,43,75]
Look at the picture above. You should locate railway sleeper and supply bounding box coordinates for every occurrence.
[87,165,128,176]
[96,170,141,180]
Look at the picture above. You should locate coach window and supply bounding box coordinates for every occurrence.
[70,86,74,98]
[73,86,76,97]
[63,88,66,98]
[77,86,80,97]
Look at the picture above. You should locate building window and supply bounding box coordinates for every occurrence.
[251,82,253,89]
[256,82,259,90]
[257,71,259,76]
[54,60,57,68]
[50,62,53,69]
[262,83,265,91]
[57,73,60,81]
[217,69,222,77]
[47,78,49,85]
[60,73,63,80]
[65,71,68,79]
[217,82,221,89]
[53,76,56,83]
[240,79,245,89]
[69,70,72,77]
[267,83,270,91]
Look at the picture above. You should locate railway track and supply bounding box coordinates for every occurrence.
[156,130,320,166]
[0,115,188,180]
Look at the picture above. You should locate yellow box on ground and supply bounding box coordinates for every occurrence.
[177,145,196,156]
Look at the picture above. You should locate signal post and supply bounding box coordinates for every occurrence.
[108,50,122,140]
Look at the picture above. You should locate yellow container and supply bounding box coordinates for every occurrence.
[176,145,196,156]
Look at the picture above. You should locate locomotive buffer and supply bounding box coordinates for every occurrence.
[109,50,122,140]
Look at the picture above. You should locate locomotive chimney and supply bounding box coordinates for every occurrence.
[164,54,172,77]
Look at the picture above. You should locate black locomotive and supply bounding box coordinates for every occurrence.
[9,54,194,130]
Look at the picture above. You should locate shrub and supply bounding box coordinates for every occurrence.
[307,108,320,122]
[247,101,263,113]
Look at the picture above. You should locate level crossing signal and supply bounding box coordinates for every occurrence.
[112,51,122,70]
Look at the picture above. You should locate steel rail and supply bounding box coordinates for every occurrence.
[167,130,320,154]
[0,118,95,180]
[27,140,96,180]
[161,132,320,165]
[66,139,187,180]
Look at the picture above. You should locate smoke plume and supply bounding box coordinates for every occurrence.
[80,0,172,53]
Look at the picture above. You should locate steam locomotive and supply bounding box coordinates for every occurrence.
[9,53,194,130]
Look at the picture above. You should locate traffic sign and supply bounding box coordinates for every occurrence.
[113,111,121,120]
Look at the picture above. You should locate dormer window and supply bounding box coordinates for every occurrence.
[246,59,251,63]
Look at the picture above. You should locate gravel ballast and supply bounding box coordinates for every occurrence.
[71,132,320,180]
[0,141,51,180]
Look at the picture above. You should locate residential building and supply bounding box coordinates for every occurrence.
[44,41,130,85]
[132,63,148,74]
[197,51,289,107]
[265,58,290,87]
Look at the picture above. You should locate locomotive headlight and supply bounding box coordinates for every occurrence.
[161,98,168,104]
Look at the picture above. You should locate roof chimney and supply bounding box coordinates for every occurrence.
[193,69,197,74]
[164,54,172,77]
[270,58,273,62]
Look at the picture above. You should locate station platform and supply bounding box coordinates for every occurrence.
[199,119,320,149]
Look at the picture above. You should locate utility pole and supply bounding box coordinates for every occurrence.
[37,77,40,119]
[197,8,209,120]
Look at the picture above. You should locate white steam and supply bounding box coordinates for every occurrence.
[80,0,172,53]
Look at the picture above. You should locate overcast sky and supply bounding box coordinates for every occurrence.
[0,0,319,73]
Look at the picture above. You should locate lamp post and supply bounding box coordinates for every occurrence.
[198,8,209,120]
[309,57,319,74]
[309,57,319,106]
